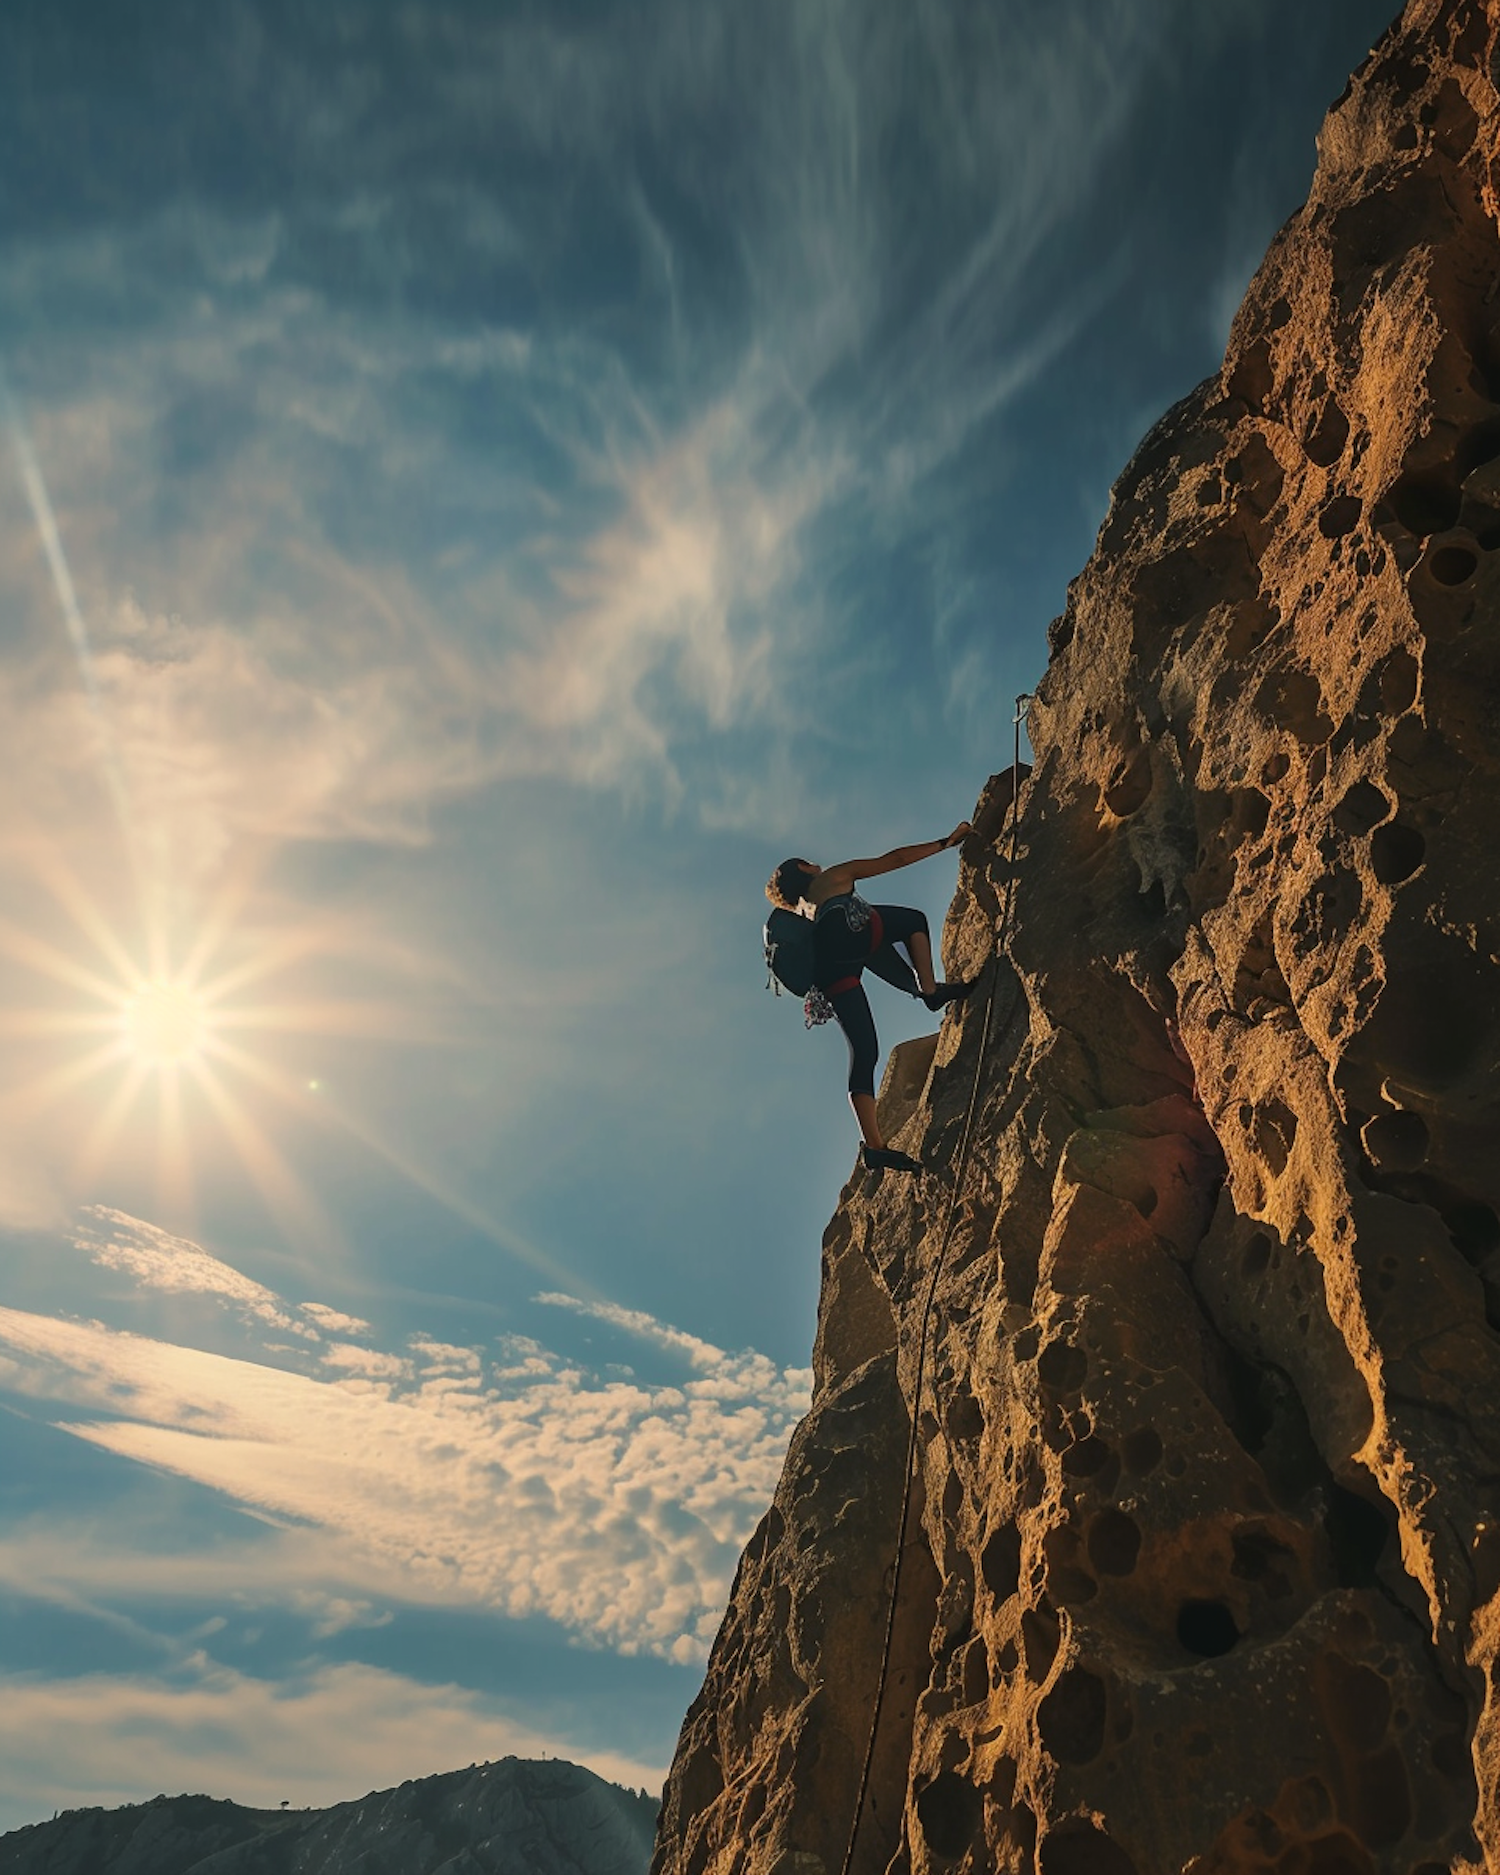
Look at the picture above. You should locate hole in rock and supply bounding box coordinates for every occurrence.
[1389,475,1461,536]
[1237,788,1272,839]
[1255,1101,1298,1176]
[1377,648,1419,714]
[915,1771,983,1861]
[1038,1667,1108,1765]
[962,1636,990,1706]
[1318,496,1363,538]
[1360,1108,1428,1171]
[1012,1326,1039,1364]
[1428,542,1478,585]
[1104,753,1153,817]
[1332,780,1389,835]
[1242,1233,1273,1277]
[1062,1435,1113,1478]
[1443,1198,1500,1259]
[1360,939,1490,1089]
[1010,1802,1038,1858]
[1459,415,1500,477]
[1306,403,1350,467]
[981,1525,1022,1604]
[1262,751,1291,784]
[1087,1510,1142,1577]
[1022,1603,1061,1682]
[1226,340,1274,412]
[1036,1341,1087,1392]
[1369,822,1425,884]
[1176,1599,1239,1657]
[1122,1427,1163,1475]
[1255,666,1330,741]
[1325,1484,1391,1588]
[945,1390,984,1445]
[1040,1821,1139,1875]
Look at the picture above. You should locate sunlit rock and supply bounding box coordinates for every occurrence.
[653,4,1500,1871]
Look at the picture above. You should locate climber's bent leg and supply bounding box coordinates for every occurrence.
[870,905,934,995]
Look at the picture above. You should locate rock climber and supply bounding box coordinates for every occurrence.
[764,823,976,1175]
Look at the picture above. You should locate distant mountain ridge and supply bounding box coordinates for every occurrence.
[0,1756,658,1874]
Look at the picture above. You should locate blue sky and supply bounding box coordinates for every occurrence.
[0,0,1395,1827]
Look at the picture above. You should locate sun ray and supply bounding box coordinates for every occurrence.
[72,1058,152,1190]
[0,1009,126,1038]
[209,1000,430,1040]
[196,1033,584,1290]
[0,914,131,1007]
[154,1065,195,1223]
[174,839,277,990]
[193,919,353,1004]
[23,841,148,990]
[192,1057,336,1251]
[0,1039,133,1124]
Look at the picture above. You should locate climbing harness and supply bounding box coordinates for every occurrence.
[839,694,1032,1875]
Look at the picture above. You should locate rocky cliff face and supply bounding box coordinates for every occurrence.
[653,4,1500,1872]
[0,1758,657,1875]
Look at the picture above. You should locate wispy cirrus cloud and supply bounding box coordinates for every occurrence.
[0,0,1242,858]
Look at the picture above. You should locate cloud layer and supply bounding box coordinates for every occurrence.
[2,1210,809,1665]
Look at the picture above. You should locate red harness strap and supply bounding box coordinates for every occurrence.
[826,975,861,997]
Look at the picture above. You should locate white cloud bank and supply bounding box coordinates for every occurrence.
[0,1211,810,1665]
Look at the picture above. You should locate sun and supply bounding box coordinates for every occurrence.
[122,980,210,1065]
[0,838,403,1239]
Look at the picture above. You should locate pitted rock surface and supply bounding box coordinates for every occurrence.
[653,4,1500,1872]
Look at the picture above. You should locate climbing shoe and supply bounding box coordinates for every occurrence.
[921,979,976,1012]
[861,1144,923,1174]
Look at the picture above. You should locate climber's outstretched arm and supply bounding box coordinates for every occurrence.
[816,823,972,899]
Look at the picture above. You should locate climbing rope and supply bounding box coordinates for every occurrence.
[838,694,1031,1875]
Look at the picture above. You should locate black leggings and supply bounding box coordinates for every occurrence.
[822,904,928,1098]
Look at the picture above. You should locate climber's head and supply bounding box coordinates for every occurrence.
[766,857,818,910]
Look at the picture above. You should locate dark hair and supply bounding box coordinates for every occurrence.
[767,857,814,909]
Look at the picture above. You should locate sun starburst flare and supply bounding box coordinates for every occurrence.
[0,837,424,1241]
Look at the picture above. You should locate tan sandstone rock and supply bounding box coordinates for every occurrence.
[655,2,1500,1870]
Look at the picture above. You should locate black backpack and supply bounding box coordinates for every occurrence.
[764,908,817,996]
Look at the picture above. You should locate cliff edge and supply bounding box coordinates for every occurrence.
[654,2,1500,1871]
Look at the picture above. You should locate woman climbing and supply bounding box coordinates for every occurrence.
[764,823,975,1174]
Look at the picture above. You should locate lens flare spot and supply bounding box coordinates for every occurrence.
[123,981,206,1063]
